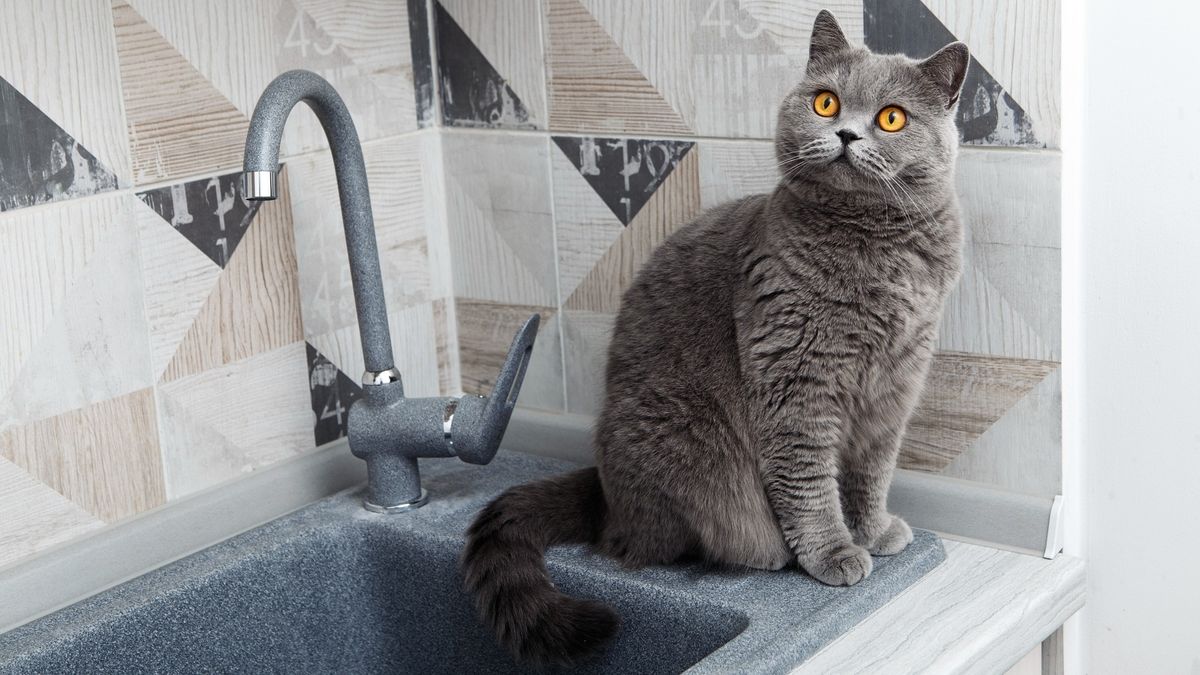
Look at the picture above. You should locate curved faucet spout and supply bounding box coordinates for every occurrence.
[242,69,395,376]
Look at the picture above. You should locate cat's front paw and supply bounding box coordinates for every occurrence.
[864,515,913,556]
[800,543,873,586]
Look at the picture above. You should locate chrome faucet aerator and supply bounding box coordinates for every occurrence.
[242,69,538,513]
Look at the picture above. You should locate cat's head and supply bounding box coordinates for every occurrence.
[775,10,969,201]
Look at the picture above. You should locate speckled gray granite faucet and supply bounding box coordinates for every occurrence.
[242,69,538,513]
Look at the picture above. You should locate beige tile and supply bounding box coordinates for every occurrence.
[564,147,701,313]
[456,299,564,412]
[125,0,417,158]
[1,194,153,425]
[161,170,303,383]
[0,0,131,184]
[547,0,691,134]
[899,351,1058,474]
[288,135,432,338]
[442,132,557,307]
[158,342,313,499]
[113,0,249,185]
[0,388,165,523]
[0,457,105,569]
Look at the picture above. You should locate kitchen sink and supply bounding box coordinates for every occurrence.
[0,452,944,674]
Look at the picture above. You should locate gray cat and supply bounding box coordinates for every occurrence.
[461,10,969,666]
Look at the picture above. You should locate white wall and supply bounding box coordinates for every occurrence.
[1069,1,1200,671]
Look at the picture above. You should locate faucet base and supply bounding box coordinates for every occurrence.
[362,489,429,514]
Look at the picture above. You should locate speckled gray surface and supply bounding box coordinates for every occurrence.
[0,451,944,674]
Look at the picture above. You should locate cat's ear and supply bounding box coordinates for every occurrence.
[808,10,850,68]
[918,42,970,108]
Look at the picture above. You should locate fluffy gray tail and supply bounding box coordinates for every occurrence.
[461,467,617,666]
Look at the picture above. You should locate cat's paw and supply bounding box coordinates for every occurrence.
[868,515,913,556]
[800,543,873,586]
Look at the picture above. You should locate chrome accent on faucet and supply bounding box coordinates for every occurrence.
[241,170,277,200]
[242,70,538,514]
[363,489,429,514]
[363,367,402,387]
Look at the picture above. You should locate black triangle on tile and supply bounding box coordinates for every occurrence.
[136,169,258,269]
[553,136,694,226]
[433,0,535,129]
[407,0,436,128]
[305,342,364,447]
[0,76,119,212]
[863,0,1040,147]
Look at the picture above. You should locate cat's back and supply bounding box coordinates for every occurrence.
[603,194,768,381]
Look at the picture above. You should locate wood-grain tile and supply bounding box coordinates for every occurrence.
[900,351,1059,474]
[456,299,565,412]
[0,0,131,185]
[0,194,153,425]
[0,458,105,569]
[440,0,548,126]
[442,132,557,307]
[112,0,250,185]
[0,388,165,523]
[564,147,701,313]
[925,0,1061,148]
[157,342,313,499]
[289,135,432,338]
[161,169,303,383]
[547,0,692,135]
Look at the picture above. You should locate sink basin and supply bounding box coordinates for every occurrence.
[0,452,944,674]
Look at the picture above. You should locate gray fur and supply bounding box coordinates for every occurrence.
[462,10,969,665]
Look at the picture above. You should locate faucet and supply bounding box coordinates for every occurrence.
[242,70,538,513]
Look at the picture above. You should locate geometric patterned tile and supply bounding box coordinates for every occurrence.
[136,170,255,269]
[157,342,313,499]
[0,0,130,186]
[863,0,1042,147]
[0,457,105,568]
[546,0,691,135]
[564,146,702,313]
[441,132,557,307]
[407,0,436,127]
[433,0,535,129]
[0,75,119,212]
[899,351,1059,473]
[0,388,165,523]
[551,136,694,225]
[133,196,223,381]
[439,0,547,125]
[160,169,303,383]
[306,342,362,448]
[112,0,250,185]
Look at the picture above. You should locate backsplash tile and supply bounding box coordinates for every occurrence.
[0,76,119,212]
[0,0,1061,572]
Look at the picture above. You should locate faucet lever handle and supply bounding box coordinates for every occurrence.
[452,314,540,465]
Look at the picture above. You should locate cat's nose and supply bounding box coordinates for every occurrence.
[836,129,862,145]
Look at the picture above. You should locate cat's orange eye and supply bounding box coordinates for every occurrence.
[877,106,907,132]
[813,91,840,118]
